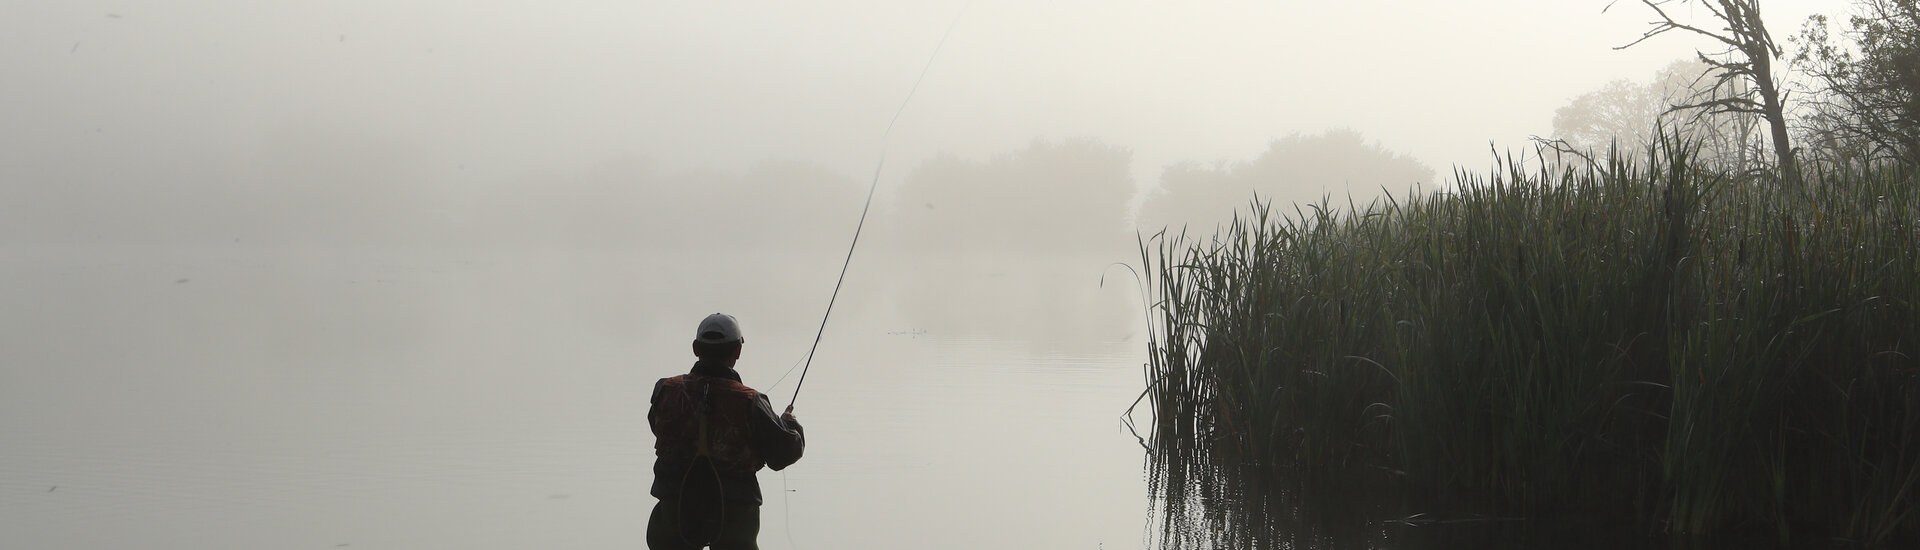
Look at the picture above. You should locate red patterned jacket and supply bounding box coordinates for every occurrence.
[648,361,805,505]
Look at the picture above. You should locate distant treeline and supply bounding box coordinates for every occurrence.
[1139,144,1920,548]
[0,125,1430,256]
[1,126,1435,341]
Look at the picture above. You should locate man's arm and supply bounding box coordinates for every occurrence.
[750,394,805,470]
[647,379,666,433]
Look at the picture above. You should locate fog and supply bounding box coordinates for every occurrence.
[5,1,1836,248]
[2,1,1839,548]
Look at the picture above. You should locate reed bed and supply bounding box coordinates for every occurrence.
[1136,143,1920,549]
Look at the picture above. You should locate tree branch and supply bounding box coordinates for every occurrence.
[1614,0,1745,50]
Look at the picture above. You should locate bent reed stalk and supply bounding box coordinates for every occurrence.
[1136,139,1920,549]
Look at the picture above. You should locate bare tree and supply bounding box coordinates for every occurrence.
[1614,0,1802,185]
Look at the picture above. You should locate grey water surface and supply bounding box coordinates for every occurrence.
[1,246,1149,549]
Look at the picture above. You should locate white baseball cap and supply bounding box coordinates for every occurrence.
[695,313,745,344]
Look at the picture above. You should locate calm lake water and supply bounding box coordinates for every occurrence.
[1,246,1151,549]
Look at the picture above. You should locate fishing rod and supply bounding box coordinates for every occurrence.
[785,5,968,412]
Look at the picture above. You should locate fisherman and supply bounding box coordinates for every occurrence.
[647,313,805,550]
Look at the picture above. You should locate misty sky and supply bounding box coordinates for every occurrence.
[6,1,1838,213]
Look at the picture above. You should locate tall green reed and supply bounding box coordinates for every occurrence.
[1136,140,1920,548]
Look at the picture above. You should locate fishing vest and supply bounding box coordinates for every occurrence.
[652,374,767,474]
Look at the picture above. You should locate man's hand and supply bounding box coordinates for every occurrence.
[782,405,797,423]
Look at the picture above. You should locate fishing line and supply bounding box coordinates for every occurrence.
[766,353,807,390]
[777,7,966,549]
[786,4,967,412]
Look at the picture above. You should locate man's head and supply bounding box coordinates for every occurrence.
[692,313,744,361]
